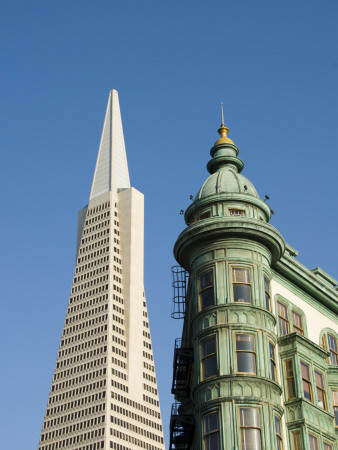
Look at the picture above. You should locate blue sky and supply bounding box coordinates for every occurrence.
[1,1,337,448]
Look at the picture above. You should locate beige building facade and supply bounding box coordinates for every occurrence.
[39,91,165,450]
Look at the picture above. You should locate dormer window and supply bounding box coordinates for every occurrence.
[229,209,245,216]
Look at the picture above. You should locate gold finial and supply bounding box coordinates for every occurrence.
[215,102,234,145]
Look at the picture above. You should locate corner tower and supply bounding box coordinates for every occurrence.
[169,119,338,449]
[39,90,165,450]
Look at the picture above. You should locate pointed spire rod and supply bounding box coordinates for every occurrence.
[221,102,224,126]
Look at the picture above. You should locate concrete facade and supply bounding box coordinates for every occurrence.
[38,91,165,450]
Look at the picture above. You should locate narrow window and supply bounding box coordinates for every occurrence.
[284,359,296,400]
[232,268,251,303]
[201,337,217,380]
[327,334,338,365]
[239,408,261,450]
[269,341,277,382]
[229,209,246,216]
[308,433,319,450]
[199,211,211,220]
[323,442,333,450]
[264,276,271,311]
[236,334,256,374]
[199,271,214,310]
[203,411,220,450]
[292,310,304,335]
[291,430,302,450]
[300,361,312,402]
[314,370,326,410]
[274,416,283,450]
[332,389,338,427]
[277,301,289,335]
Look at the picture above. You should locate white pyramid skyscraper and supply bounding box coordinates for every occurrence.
[39,90,165,450]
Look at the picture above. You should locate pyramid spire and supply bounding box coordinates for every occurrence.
[90,90,130,200]
[38,92,165,450]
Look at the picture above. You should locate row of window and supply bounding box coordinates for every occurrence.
[110,416,162,441]
[199,268,338,367]
[199,267,270,310]
[77,246,110,265]
[111,403,162,430]
[284,358,338,422]
[81,227,110,244]
[110,428,163,449]
[192,208,247,225]
[200,334,337,421]
[201,333,274,379]
[111,392,161,418]
[203,408,335,450]
[74,255,109,275]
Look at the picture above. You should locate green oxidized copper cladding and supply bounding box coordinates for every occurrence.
[176,125,285,269]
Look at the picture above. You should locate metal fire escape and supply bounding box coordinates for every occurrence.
[171,338,193,401]
[169,402,195,450]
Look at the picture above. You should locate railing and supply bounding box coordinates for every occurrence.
[171,266,189,319]
[169,402,195,450]
[171,339,193,400]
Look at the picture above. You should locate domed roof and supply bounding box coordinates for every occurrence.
[196,167,259,199]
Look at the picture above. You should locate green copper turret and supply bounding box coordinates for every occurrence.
[169,122,338,450]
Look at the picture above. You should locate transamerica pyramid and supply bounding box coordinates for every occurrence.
[38,90,165,450]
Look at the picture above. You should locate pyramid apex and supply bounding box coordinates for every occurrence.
[89,91,130,200]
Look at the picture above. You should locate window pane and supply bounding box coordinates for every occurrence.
[287,378,296,399]
[240,429,261,450]
[317,389,325,408]
[204,412,218,433]
[205,433,220,450]
[264,276,269,293]
[285,359,294,377]
[323,443,333,450]
[292,311,302,328]
[279,318,289,335]
[303,380,312,401]
[334,406,338,426]
[328,334,338,365]
[204,412,220,450]
[332,389,338,403]
[276,437,283,450]
[240,408,259,427]
[237,353,256,373]
[233,284,251,303]
[285,359,296,399]
[202,338,215,357]
[315,370,323,388]
[274,416,281,434]
[271,361,276,381]
[233,268,250,283]
[236,334,254,351]
[201,287,214,309]
[328,334,337,352]
[308,434,319,450]
[270,342,276,382]
[292,431,302,450]
[277,302,288,319]
[265,294,270,310]
[200,271,213,289]
[204,355,217,379]
[300,362,310,379]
